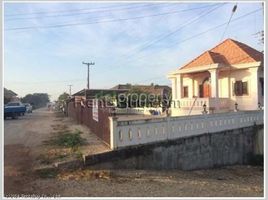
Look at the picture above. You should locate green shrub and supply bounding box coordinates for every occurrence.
[53,130,86,148]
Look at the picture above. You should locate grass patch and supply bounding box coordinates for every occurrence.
[44,129,86,149]
[40,129,86,166]
[36,168,59,179]
[52,130,86,148]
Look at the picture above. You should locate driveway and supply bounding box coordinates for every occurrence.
[4,108,55,146]
[4,108,55,195]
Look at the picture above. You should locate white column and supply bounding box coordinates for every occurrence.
[171,78,177,100]
[191,77,195,98]
[249,67,259,110]
[209,69,219,110]
[209,69,219,98]
[176,74,182,99]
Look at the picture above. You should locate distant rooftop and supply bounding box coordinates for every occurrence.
[4,88,17,97]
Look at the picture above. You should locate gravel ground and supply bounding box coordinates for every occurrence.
[6,165,263,197]
[4,108,263,197]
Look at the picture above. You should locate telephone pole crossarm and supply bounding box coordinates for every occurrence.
[82,61,95,89]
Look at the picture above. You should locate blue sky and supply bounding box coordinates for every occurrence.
[4,2,264,101]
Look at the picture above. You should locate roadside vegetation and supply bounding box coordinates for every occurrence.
[38,124,87,166]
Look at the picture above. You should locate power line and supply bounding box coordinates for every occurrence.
[109,8,262,72]
[104,4,219,63]
[5,78,85,84]
[101,4,226,72]
[220,3,238,41]
[5,5,220,31]
[5,3,150,17]
[135,51,263,84]
[123,3,226,60]
[140,8,262,56]
[5,4,159,21]
[168,8,262,49]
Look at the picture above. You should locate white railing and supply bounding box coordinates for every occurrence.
[179,98,230,110]
[109,110,263,149]
[115,107,162,115]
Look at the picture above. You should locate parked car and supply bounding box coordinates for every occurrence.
[23,103,33,113]
[4,102,26,119]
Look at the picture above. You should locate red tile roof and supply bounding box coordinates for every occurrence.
[180,38,263,69]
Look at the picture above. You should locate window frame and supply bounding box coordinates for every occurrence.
[233,80,249,96]
[183,86,189,98]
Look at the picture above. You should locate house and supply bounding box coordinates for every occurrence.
[4,88,18,104]
[167,38,264,116]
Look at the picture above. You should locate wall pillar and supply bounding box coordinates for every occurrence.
[109,117,118,150]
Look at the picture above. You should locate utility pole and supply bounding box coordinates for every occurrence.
[82,61,95,89]
[67,84,73,96]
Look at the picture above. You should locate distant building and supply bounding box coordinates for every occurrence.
[71,88,129,100]
[111,83,171,99]
[111,84,171,108]
[167,38,264,116]
[70,84,171,109]
[4,88,18,104]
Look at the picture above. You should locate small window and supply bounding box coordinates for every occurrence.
[234,81,248,96]
[183,86,188,98]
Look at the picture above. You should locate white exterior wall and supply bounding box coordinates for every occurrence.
[218,73,230,98]
[110,110,263,149]
[229,67,260,110]
[169,65,262,113]
[182,76,193,98]
[171,78,177,100]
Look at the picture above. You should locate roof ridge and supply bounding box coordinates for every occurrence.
[180,39,232,70]
[207,51,218,63]
[209,38,233,52]
[178,38,263,70]
[180,50,213,69]
[228,38,262,55]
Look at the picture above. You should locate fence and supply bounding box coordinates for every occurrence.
[110,110,264,149]
[67,101,111,145]
[115,107,162,115]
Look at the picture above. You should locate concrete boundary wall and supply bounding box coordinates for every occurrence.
[84,125,263,170]
[110,110,263,149]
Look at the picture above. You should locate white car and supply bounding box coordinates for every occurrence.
[23,103,33,113]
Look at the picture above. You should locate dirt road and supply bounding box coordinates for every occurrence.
[4,108,263,197]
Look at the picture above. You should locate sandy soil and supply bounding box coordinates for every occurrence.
[4,108,263,197]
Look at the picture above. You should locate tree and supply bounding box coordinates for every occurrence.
[21,93,50,109]
[58,92,70,102]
